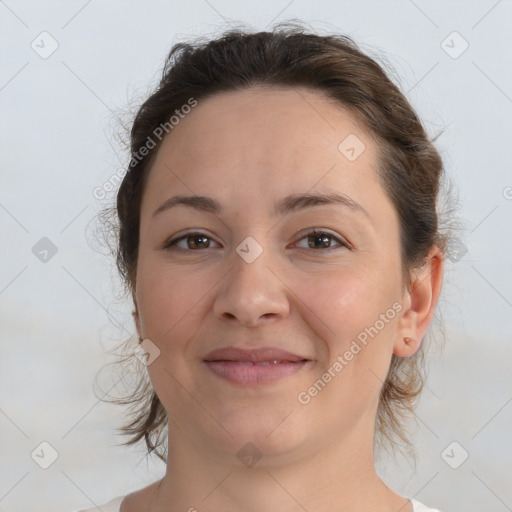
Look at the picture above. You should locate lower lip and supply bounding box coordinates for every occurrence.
[204,361,310,385]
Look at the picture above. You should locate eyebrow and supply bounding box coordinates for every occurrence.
[152,192,373,224]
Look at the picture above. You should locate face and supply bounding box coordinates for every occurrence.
[133,86,412,464]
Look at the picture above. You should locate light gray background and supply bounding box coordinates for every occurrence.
[1,1,511,511]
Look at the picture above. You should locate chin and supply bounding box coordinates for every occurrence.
[198,405,312,466]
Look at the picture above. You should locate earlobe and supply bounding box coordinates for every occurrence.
[393,335,421,358]
[394,246,444,357]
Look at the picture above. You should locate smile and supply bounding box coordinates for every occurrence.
[203,346,312,385]
[204,360,310,385]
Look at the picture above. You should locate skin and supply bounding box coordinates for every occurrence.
[125,86,443,512]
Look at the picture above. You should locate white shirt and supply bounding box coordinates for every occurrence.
[76,495,443,511]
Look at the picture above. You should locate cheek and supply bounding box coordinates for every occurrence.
[294,271,399,413]
[136,261,210,411]
[298,268,397,343]
[293,265,400,393]
[135,259,209,342]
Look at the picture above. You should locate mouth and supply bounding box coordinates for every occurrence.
[203,347,312,386]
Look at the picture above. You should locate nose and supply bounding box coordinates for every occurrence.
[212,241,290,328]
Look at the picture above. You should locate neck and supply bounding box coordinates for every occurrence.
[149,420,411,512]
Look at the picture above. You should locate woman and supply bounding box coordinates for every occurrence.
[82,23,447,512]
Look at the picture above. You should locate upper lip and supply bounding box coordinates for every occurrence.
[203,347,309,363]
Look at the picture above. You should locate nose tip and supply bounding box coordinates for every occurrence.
[212,248,290,327]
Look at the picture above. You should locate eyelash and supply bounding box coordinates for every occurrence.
[162,229,351,252]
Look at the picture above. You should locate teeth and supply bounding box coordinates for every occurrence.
[255,360,281,365]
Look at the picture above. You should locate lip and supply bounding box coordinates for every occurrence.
[203,347,312,386]
[204,347,307,363]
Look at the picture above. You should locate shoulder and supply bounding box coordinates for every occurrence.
[411,498,444,512]
[75,480,161,512]
[76,495,126,512]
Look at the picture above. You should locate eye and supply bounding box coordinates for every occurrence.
[163,232,221,251]
[294,229,350,251]
[162,229,350,252]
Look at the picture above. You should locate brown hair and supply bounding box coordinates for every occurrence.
[108,22,449,463]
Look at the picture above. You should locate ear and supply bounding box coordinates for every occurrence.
[394,245,444,357]
[131,290,142,339]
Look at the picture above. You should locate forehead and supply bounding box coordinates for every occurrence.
[154,86,375,165]
[141,86,391,223]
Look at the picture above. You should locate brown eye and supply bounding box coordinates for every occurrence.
[164,233,221,251]
[185,235,210,249]
[294,229,349,251]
